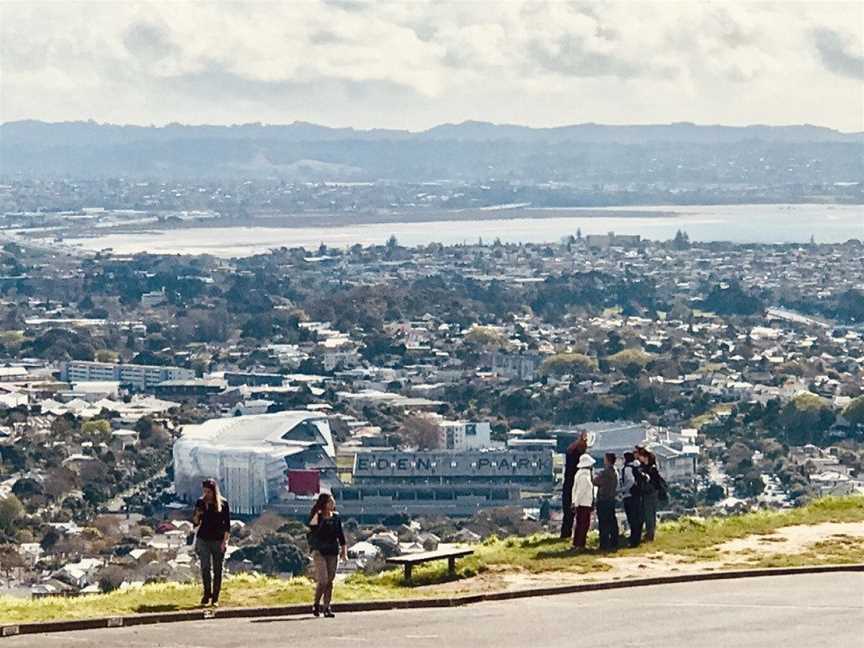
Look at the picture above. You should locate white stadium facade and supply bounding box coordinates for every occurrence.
[173,411,337,514]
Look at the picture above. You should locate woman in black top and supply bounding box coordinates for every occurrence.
[307,492,347,618]
[193,478,231,606]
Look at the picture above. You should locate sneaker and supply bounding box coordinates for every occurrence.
[323,608,335,618]
[200,595,211,607]
[211,600,219,608]
[312,604,320,618]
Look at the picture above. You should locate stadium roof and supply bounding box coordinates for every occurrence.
[179,411,335,457]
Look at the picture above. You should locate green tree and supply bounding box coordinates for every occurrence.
[82,419,112,443]
[734,469,765,498]
[95,349,118,363]
[725,442,753,475]
[97,565,128,593]
[780,393,836,445]
[0,495,24,536]
[401,414,441,450]
[843,396,864,427]
[539,352,597,377]
[607,348,653,377]
[231,535,309,576]
[704,483,726,503]
[463,326,508,350]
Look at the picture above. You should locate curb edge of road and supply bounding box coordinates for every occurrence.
[2,563,862,638]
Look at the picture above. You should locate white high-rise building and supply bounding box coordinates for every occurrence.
[62,361,194,390]
[438,420,493,451]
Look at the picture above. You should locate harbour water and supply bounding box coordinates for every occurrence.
[61,203,863,257]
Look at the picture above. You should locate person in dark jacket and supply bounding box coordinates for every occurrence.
[192,478,231,606]
[620,452,644,548]
[637,448,662,542]
[593,453,619,551]
[308,492,347,618]
[560,431,588,538]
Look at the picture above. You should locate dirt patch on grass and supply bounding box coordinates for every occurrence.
[715,521,864,559]
[423,521,864,596]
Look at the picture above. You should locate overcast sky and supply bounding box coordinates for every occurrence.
[1,0,862,131]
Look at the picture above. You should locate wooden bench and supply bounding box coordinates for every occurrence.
[385,547,474,583]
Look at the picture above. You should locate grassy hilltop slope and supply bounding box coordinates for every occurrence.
[2,495,862,624]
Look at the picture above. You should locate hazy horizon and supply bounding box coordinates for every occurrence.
[2,117,862,134]
[1,1,862,131]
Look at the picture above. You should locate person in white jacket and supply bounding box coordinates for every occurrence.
[570,454,595,550]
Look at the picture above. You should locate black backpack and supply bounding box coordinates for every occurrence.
[656,471,669,502]
[625,463,650,497]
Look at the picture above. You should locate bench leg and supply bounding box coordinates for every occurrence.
[404,564,412,584]
[448,556,456,576]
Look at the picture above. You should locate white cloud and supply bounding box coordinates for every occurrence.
[0,0,862,130]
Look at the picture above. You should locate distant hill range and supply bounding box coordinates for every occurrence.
[1,119,862,182]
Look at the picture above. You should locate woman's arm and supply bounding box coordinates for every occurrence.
[337,517,347,559]
[336,516,347,547]
[192,500,203,527]
[220,500,230,551]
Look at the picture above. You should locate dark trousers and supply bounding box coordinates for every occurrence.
[596,499,619,550]
[196,538,225,600]
[623,496,643,547]
[560,503,575,539]
[572,506,592,549]
[643,490,659,541]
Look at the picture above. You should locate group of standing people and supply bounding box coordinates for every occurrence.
[562,434,667,551]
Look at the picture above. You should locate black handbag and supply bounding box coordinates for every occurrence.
[306,519,319,551]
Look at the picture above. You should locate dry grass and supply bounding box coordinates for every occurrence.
[728,534,864,569]
[2,495,862,624]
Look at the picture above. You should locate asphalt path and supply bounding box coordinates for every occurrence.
[5,573,863,648]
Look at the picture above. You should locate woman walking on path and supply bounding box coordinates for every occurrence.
[571,453,595,550]
[192,478,231,607]
[308,493,347,618]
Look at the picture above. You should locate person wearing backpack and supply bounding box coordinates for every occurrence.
[637,448,666,542]
[620,452,644,548]
[570,453,595,550]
